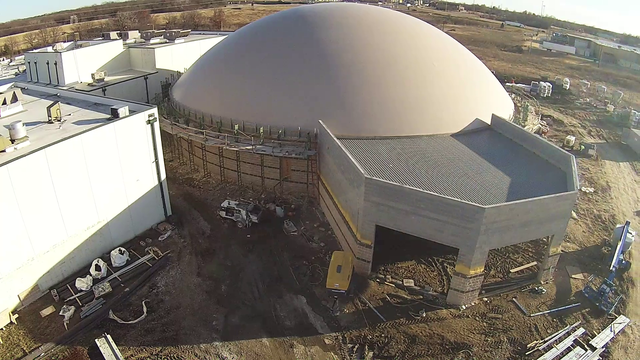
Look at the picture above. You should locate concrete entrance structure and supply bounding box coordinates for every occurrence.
[169,3,579,305]
[319,116,578,305]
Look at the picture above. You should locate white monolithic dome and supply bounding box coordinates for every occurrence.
[171,3,514,137]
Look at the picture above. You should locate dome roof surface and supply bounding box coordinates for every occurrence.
[171,3,514,136]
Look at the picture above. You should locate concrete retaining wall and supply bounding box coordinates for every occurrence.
[480,191,578,250]
[362,178,485,272]
[622,128,640,154]
[491,115,579,191]
[317,122,367,241]
[162,131,315,196]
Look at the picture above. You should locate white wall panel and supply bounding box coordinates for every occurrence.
[45,137,99,238]
[114,114,163,234]
[80,123,135,242]
[7,152,67,253]
[102,78,149,103]
[154,37,225,72]
[0,167,32,278]
[61,41,125,84]
[130,48,157,71]
[24,52,62,84]
[0,109,169,327]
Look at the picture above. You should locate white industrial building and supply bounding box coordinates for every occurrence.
[0,83,171,327]
[23,31,228,104]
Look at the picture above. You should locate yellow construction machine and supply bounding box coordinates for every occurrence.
[326,251,354,296]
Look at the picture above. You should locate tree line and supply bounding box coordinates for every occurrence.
[430,1,640,46]
[0,0,226,38]
[0,7,228,58]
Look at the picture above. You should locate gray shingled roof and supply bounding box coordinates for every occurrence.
[338,128,568,205]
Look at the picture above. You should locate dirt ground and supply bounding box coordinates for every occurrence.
[2,5,640,360]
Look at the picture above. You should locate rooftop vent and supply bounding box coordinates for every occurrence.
[110,105,129,119]
[120,30,140,41]
[0,88,24,118]
[47,101,62,123]
[102,31,121,40]
[141,30,164,41]
[52,42,65,52]
[8,120,27,141]
[91,71,107,84]
[163,29,191,41]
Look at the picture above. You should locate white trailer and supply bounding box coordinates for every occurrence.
[542,41,576,55]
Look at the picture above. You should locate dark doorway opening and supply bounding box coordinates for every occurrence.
[372,226,458,294]
[480,237,548,297]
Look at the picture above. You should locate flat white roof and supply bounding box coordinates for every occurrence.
[128,34,226,49]
[0,83,153,166]
[71,69,157,92]
[29,40,117,53]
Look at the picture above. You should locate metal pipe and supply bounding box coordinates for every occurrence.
[539,321,581,350]
[81,304,103,318]
[144,75,150,104]
[147,114,169,218]
[34,61,39,82]
[511,298,529,316]
[530,303,581,317]
[54,61,60,85]
[360,295,386,322]
[46,60,52,84]
[27,61,32,81]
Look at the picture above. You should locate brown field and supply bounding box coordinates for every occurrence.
[1,5,639,360]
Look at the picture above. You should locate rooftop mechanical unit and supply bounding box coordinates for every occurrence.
[163,29,191,42]
[102,31,121,40]
[110,105,129,119]
[52,43,66,52]
[47,101,62,123]
[91,71,107,84]
[120,30,140,41]
[141,30,165,41]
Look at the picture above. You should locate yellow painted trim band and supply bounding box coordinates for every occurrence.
[455,263,485,276]
[549,246,562,256]
[319,175,373,246]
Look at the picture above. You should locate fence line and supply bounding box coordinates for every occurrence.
[161,127,319,198]
[163,98,320,143]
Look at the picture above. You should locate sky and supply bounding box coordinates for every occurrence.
[0,0,126,22]
[0,0,639,35]
[456,0,640,35]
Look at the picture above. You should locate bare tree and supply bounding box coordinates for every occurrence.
[73,22,91,39]
[164,15,182,30]
[112,11,137,31]
[135,10,153,30]
[180,11,205,30]
[37,23,63,46]
[3,37,18,58]
[23,31,40,49]
[210,9,225,31]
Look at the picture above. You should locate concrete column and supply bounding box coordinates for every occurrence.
[446,248,488,306]
[447,272,485,306]
[538,235,562,282]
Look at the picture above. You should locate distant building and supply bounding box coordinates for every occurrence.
[23,31,229,104]
[558,33,640,71]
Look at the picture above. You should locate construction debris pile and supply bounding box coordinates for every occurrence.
[9,224,173,360]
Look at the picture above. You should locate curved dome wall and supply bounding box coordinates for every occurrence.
[171,3,514,137]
